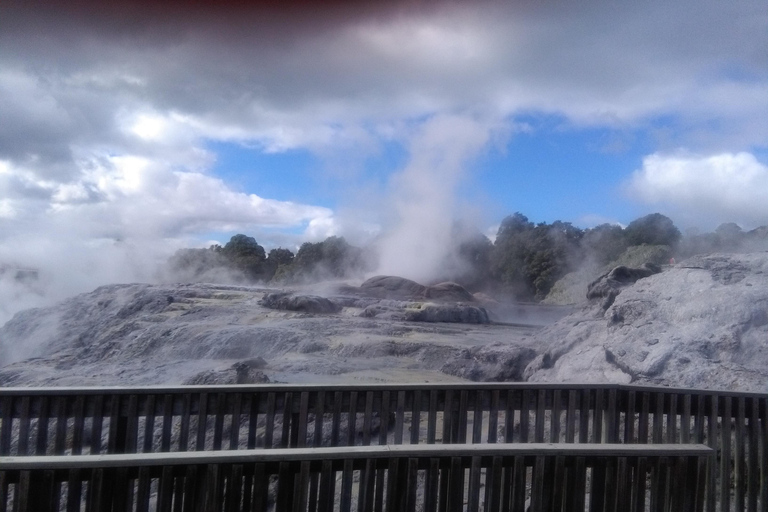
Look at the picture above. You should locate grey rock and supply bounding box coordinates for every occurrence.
[260,292,342,314]
[525,253,768,392]
[586,263,661,309]
[404,304,490,324]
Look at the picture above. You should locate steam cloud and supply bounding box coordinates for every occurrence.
[376,116,495,283]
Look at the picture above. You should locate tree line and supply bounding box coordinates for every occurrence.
[167,213,764,301]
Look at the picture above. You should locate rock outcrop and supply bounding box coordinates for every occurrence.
[525,253,768,392]
[260,292,342,314]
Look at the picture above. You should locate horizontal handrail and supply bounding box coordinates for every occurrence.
[0,443,714,469]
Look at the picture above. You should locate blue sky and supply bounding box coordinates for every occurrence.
[0,0,767,312]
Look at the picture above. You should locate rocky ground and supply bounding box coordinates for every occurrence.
[1,253,767,392]
[0,277,556,387]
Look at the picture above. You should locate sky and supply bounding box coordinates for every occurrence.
[0,0,767,318]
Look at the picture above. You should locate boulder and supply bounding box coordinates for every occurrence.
[424,282,475,302]
[404,304,490,324]
[358,275,427,300]
[259,292,342,314]
[586,263,661,309]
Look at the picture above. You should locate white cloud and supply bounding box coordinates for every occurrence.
[627,152,768,228]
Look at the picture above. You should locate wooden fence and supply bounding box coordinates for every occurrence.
[1,443,711,512]
[0,383,765,511]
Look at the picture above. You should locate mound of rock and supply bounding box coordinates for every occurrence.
[404,304,489,324]
[354,275,475,302]
[586,263,661,309]
[425,282,475,302]
[525,252,768,392]
[259,292,342,314]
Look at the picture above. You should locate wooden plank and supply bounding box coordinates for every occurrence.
[346,391,358,447]
[405,457,418,512]
[395,391,405,445]
[578,389,590,444]
[511,455,526,512]
[638,392,649,445]
[520,389,531,443]
[667,393,678,443]
[447,456,463,512]
[467,456,481,512]
[17,396,31,456]
[213,393,226,450]
[705,393,717,512]
[264,392,276,449]
[125,394,139,454]
[442,389,454,445]
[471,390,483,445]
[158,465,174,511]
[411,390,422,445]
[135,466,152,512]
[362,391,374,447]
[606,388,618,443]
[54,395,68,455]
[735,396,746,512]
[142,395,156,454]
[720,395,732,512]
[681,393,691,444]
[427,389,437,445]
[89,395,104,456]
[551,389,561,443]
[488,389,499,444]
[0,443,714,470]
[227,463,243,512]
[593,388,604,444]
[694,394,705,444]
[531,455,545,512]
[759,397,768,512]
[534,389,545,443]
[424,457,440,512]
[178,393,191,452]
[196,392,209,451]
[331,391,342,448]
[504,389,515,444]
[0,397,11,456]
[0,465,7,512]
[281,391,294,448]
[624,390,636,444]
[379,390,391,446]
[297,391,310,448]
[67,468,83,512]
[566,389,576,444]
[340,458,354,512]
[747,396,759,512]
[161,394,173,452]
[632,456,647,512]
[296,460,310,512]
[316,460,334,512]
[247,392,259,450]
[229,391,242,450]
[313,390,325,448]
[652,392,664,444]
[457,390,468,444]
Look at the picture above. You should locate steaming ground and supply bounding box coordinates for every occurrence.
[2,252,768,392]
[0,282,552,387]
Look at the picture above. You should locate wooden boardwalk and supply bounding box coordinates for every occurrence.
[0,382,765,511]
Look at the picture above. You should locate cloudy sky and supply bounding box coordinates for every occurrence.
[0,0,767,314]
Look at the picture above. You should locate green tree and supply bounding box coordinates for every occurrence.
[221,234,267,281]
[624,213,681,247]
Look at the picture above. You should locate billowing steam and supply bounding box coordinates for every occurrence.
[376,115,495,283]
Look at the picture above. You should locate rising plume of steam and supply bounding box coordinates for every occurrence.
[376,115,496,284]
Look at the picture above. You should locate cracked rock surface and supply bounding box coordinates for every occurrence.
[524,252,768,392]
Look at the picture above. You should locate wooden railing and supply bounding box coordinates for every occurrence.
[1,383,766,511]
[1,443,711,512]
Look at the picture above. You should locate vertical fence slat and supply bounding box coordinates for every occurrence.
[213,393,225,451]
[161,394,173,452]
[681,393,691,445]
[264,392,276,449]
[551,389,562,443]
[411,390,422,445]
[706,393,717,512]
[394,391,405,445]
[427,390,437,445]
[196,392,209,451]
[624,390,636,444]
[520,389,531,443]
[578,389,589,444]
[0,397,12,456]
[229,391,242,450]
[18,396,31,456]
[735,396,746,512]
[747,396,760,512]
[179,393,191,452]
[142,395,156,454]
[566,389,576,443]
[534,389,546,443]
[720,395,732,512]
